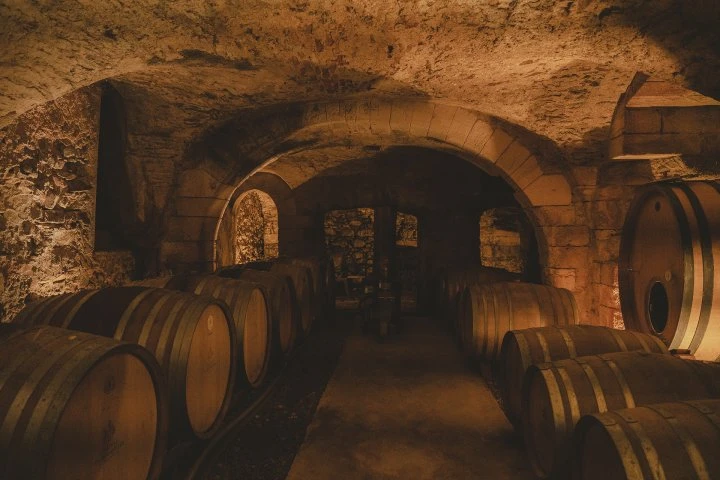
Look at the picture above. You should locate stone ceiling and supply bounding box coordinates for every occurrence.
[2,0,719,189]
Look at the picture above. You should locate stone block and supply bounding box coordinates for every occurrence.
[661,106,720,134]
[445,108,478,146]
[523,175,573,206]
[533,205,579,226]
[597,283,620,309]
[593,200,628,229]
[547,226,590,247]
[594,233,621,262]
[624,132,703,155]
[572,166,598,187]
[496,140,532,174]
[510,155,543,190]
[624,108,661,134]
[479,128,514,162]
[599,262,618,286]
[547,246,589,270]
[464,120,495,154]
[409,102,435,138]
[426,103,458,141]
[389,101,413,134]
[546,267,576,291]
[369,100,393,135]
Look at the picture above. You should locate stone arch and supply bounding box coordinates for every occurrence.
[168,98,584,309]
[216,188,279,267]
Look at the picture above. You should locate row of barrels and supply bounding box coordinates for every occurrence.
[0,255,334,480]
[434,267,720,478]
[497,324,720,479]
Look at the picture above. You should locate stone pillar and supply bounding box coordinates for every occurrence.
[373,206,397,279]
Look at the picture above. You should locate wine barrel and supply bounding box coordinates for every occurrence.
[14,287,236,440]
[437,266,522,329]
[522,351,720,478]
[572,398,720,480]
[165,275,272,388]
[289,256,335,319]
[242,260,315,336]
[0,324,167,480]
[459,282,578,361]
[619,181,720,361]
[498,325,668,426]
[217,267,297,358]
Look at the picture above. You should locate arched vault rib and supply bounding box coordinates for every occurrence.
[167,97,574,272]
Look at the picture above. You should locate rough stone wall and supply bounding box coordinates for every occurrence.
[0,86,135,323]
[324,208,374,278]
[395,212,418,248]
[233,191,266,264]
[480,208,526,274]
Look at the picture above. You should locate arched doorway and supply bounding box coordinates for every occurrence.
[216,189,279,267]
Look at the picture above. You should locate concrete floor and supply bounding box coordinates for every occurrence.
[286,316,535,480]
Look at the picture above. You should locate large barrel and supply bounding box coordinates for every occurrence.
[459,282,578,361]
[436,266,522,329]
[571,399,720,480]
[217,267,297,358]
[522,351,720,478]
[498,325,668,426]
[619,181,720,361]
[165,275,272,388]
[242,260,315,336]
[0,324,167,480]
[14,286,236,440]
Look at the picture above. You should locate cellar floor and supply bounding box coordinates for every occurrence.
[285,316,534,480]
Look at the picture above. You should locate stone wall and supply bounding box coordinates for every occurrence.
[395,212,418,247]
[0,86,135,323]
[480,208,526,274]
[233,191,266,264]
[324,208,374,278]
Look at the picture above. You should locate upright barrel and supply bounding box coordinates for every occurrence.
[243,260,315,336]
[619,181,720,361]
[0,324,167,480]
[522,351,720,478]
[572,399,720,480]
[498,325,668,425]
[459,282,578,361]
[218,267,297,358]
[14,287,235,440]
[165,275,272,388]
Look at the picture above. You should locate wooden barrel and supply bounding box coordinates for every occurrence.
[217,267,297,358]
[459,282,578,361]
[522,351,720,478]
[242,260,315,336]
[289,256,335,319]
[571,398,720,480]
[165,275,272,388]
[498,325,668,426]
[14,286,236,441]
[0,324,167,480]
[438,267,522,329]
[619,181,720,361]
